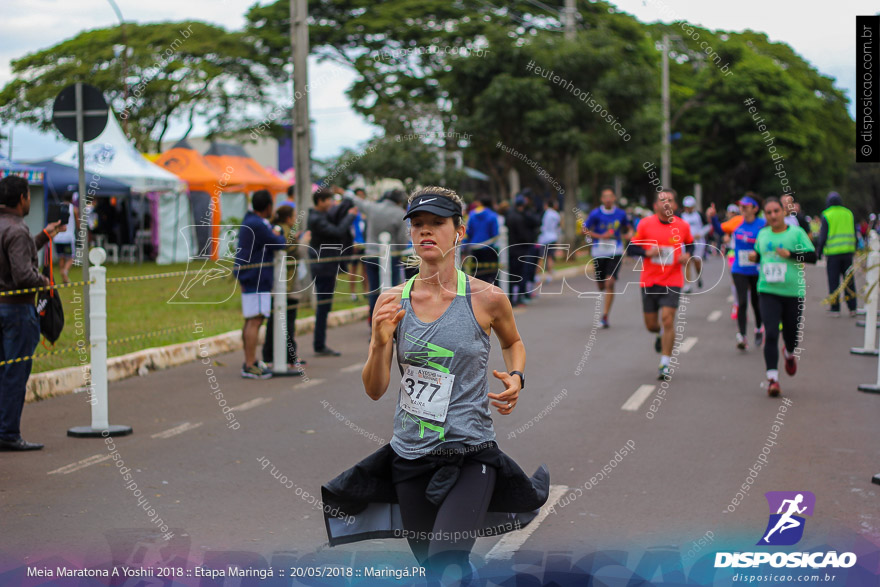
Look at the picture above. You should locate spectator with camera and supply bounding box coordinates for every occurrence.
[0,175,65,451]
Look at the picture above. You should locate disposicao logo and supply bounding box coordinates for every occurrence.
[758,491,815,546]
[714,491,857,569]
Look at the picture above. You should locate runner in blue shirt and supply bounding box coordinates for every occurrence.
[708,194,766,350]
[584,187,632,328]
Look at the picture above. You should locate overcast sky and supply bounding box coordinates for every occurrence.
[1,0,875,161]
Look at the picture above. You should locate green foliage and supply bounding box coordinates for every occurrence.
[0,22,272,151]
[647,24,854,213]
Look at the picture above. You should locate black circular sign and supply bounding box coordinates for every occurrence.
[52,83,108,142]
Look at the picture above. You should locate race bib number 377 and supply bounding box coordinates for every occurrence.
[399,365,455,422]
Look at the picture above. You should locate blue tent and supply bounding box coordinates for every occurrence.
[33,160,131,200]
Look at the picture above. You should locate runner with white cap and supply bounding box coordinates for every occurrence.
[679,195,709,293]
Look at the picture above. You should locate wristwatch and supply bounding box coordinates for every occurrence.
[510,370,525,390]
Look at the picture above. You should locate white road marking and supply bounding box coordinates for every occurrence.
[296,378,325,390]
[48,454,112,475]
[230,397,272,412]
[340,363,364,373]
[621,385,656,412]
[727,295,734,303]
[486,484,569,560]
[680,337,698,353]
[150,422,203,440]
[708,310,722,322]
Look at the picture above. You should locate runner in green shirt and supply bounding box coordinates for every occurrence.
[748,197,817,397]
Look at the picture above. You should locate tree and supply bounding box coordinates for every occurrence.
[646,24,853,214]
[0,22,272,152]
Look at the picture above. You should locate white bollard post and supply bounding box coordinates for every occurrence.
[272,249,288,374]
[853,231,880,355]
[379,232,392,292]
[498,225,510,296]
[68,248,132,437]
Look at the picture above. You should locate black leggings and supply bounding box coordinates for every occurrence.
[395,462,496,582]
[759,293,803,371]
[732,273,762,335]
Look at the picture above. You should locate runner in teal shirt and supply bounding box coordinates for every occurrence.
[749,198,817,397]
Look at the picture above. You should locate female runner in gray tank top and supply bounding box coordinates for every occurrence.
[356,186,546,584]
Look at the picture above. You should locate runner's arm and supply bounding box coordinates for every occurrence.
[790,250,817,264]
[363,289,404,400]
[485,285,524,414]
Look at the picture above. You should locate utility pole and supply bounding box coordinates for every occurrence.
[661,33,671,190]
[291,0,313,222]
[562,0,579,245]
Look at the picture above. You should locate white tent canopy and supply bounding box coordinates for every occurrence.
[53,111,184,193]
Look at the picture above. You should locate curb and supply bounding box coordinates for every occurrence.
[25,305,370,403]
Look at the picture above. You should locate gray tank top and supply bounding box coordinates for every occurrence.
[391,269,495,459]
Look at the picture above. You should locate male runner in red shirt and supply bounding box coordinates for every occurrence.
[631,189,693,379]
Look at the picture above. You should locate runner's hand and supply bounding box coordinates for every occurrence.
[678,252,691,265]
[748,251,759,263]
[706,203,717,219]
[371,295,405,346]
[644,246,660,258]
[776,248,791,259]
[489,369,519,415]
[603,229,615,238]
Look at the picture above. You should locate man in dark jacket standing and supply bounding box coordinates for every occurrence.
[308,189,357,356]
[506,192,542,306]
[0,175,64,450]
[235,190,286,379]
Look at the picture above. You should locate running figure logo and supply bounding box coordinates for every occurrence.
[758,491,816,546]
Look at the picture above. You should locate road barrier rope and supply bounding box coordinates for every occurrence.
[0,279,93,297]
[820,251,874,306]
[0,344,83,368]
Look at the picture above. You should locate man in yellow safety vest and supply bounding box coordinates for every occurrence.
[818,192,857,316]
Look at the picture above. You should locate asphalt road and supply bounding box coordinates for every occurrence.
[2,256,878,582]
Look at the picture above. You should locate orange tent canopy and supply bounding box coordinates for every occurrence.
[154,140,235,193]
[203,143,290,194]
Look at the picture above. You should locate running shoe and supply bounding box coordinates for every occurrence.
[754,326,765,347]
[654,335,662,353]
[601,314,609,329]
[784,349,797,376]
[241,363,272,379]
[736,332,747,350]
[658,364,671,380]
[730,305,738,321]
[849,310,858,318]
[767,379,781,397]
[683,284,693,294]
[828,310,841,318]
[697,277,703,289]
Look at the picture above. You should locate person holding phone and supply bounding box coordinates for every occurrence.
[0,176,65,451]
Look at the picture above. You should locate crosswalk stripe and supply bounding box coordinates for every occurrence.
[485,484,569,560]
[47,454,111,475]
[708,310,722,322]
[230,397,273,412]
[622,384,655,411]
[151,422,203,439]
[680,337,698,353]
